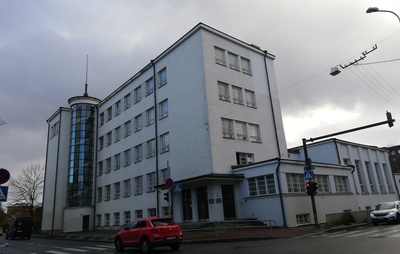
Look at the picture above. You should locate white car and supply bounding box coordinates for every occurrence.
[370,201,400,226]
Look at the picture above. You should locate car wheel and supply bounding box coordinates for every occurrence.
[141,238,152,253]
[115,237,125,252]
[373,222,378,226]
[170,243,181,251]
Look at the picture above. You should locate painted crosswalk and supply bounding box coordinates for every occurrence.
[44,244,114,254]
[297,225,400,239]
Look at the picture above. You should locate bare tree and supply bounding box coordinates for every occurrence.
[9,162,45,217]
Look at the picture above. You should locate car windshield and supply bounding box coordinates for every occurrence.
[151,218,176,226]
[376,202,396,210]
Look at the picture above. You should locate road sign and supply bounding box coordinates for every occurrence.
[0,168,10,184]
[165,178,174,188]
[0,186,8,202]
[304,171,314,180]
[174,183,182,192]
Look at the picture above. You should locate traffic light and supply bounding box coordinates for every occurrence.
[164,192,169,202]
[312,182,318,195]
[386,111,395,128]
[306,181,312,195]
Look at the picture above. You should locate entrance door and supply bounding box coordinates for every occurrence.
[182,189,193,222]
[222,185,236,220]
[197,187,209,222]
[82,215,90,231]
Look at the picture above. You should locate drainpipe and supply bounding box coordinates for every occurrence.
[263,51,287,227]
[151,60,160,216]
[93,105,99,230]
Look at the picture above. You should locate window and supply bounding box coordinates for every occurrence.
[106,157,111,173]
[135,176,143,195]
[159,99,168,119]
[134,114,142,132]
[114,212,120,226]
[97,187,102,202]
[296,214,310,224]
[134,144,143,162]
[134,85,142,104]
[314,175,329,193]
[147,172,156,192]
[286,173,305,193]
[146,78,154,96]
[228,52,239,70]
[214,47,226,65]
[236,152,254,165]
[124,179,131,197]
[98,161,103,176]
[148,208,157,217]
[135,209,143,219]
[99,136,104,150]
[383,163,394,192]
[249,124,261,142]
[115,100,121,116]
[115,126,121,142]
[124,93,131,109]
[160,133,169,153]
[105,213,110,226]
[160,168,170,183]
[245,90,256,108]
[355,160,366,192]
[107,107,112,121]
[241,57,252,75]
[221,118,234,139]
[146,107,155,126]
[114,182,120,199]
[248,175,275,196]
[232,86,243,105]
[97,214,101,226]
[365,162,376,192]
[50,121,59,139]
[114,153,121,170]
[374,162,384,193]
[105,185,111,201]
[124,120,131,137]
[124,211,131,225]
[124,149,131,166]
[159,68,167,87]
[106,131,112,146]
[218,81,230,101]
[334,176,349,192]
[235,121,247,140]
[147,139,155,158]
[99,113,105,126]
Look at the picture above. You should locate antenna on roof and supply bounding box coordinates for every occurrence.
[84,55,89,97]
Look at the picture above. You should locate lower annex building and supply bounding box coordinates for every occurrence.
[42,23,398,233]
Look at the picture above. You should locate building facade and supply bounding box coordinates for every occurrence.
[42,23,398,233]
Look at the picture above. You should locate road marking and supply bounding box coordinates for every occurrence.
[347,230,380,237]
[63,248,89,252]
[81,246,108,250]
[327,230,362,238]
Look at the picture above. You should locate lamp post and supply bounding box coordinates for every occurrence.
[366,7,400,23]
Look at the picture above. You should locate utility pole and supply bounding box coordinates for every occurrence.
[303,111,395,228]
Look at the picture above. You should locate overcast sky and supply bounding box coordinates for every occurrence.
[1,0,399,184]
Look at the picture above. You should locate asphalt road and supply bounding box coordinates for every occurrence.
[2,224,400,254]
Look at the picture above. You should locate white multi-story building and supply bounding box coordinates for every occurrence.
[42,23,398,233]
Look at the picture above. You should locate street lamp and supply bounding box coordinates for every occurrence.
[366,7,400,23]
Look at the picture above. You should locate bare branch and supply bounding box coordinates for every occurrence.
[9,162,45,217]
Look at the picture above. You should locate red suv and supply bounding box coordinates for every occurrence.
[114,217,183,253]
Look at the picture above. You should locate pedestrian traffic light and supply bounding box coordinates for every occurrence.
[312,182,318,194]
[306,181,312,195]
[164,192,169,202]
[386,111,395,128]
